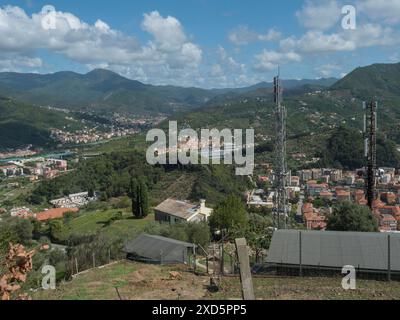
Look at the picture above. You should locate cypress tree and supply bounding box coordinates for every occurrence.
[129,176,139,218]
[139,179,149,218]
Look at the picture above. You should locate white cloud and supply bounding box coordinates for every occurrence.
[358,0,400,25]
[280,24,399,54]
[345,23,400,48]
[280,31,355,53]
[94,19,111,32]
[0,6,202,85]
[211,64,224,77]
[258,29,281,42]
[254,50,301,71]
[0,55,42,71]
[228,25,281,46]
[315,63,341,77]
[217,45,244,70]
[141,11,187,52]
[296,0,341,30]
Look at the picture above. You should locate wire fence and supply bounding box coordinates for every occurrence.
[191,233,400,284]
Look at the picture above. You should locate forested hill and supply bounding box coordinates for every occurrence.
[168,62,400,170]
[0,69,217,116]
[0,96,83,150]
[0,69,337,116]
[331,62,400,101]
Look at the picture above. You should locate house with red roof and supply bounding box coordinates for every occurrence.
[36,208,79,222]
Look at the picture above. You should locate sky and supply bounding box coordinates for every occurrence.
[0,0,399,88]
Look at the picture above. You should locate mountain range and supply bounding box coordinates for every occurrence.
[1,61,400,154]
[0,69,337,116]
[172,61,400,170]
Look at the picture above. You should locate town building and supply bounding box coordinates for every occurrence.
[0,164,24,177]
[377,214,398,232]
[311,169,322,180]
[10,207,33,219]
[319,191,333,201]
[330,169,343,182]
[306,181,328,197]
[290,176,300,187]
[50,192,96,208]
[381,192,397,205]
[301,202,327,230]
[335,187,351,202]
[297,170,312,183]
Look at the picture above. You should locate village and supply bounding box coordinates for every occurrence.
[248,166,400,233]
[2,157,400,235]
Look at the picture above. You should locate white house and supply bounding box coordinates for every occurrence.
[154,198,213,224]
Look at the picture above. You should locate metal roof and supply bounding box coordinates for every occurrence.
[124,233,195,264]
[266,229,400,272]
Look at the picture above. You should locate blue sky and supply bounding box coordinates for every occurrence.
[0,0,399,88]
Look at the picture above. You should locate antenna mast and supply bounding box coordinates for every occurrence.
[363,101,377,209]
[273,72,288,229]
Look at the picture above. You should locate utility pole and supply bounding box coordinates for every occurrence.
[273,71,288,229]
[363,101,377,209]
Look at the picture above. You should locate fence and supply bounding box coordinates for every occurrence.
[68,245,126,276]
[252,230,400,282]
[196,231,400,283]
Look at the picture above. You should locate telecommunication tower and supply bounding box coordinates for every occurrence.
[363,101,378,209]
[273,73,288,229]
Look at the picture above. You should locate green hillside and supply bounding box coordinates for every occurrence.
[0,69,216,116]
[28,150,252,207]
[0,96,83,150]
[0,70,339,117]
[169,62,400,170]
[331,62,400,101]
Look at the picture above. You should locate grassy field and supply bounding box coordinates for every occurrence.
[82,134,147,154]
[64,209,154,239]
[33,261,400,300]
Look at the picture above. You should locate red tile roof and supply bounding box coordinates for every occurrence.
[36,208,79,222]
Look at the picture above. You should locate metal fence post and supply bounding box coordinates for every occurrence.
[220,241,224,275]
[193,246,197,273]
[299,231,303,277]
[75,257,79,274]
[388,234,391,282]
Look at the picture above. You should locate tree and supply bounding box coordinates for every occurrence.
[48,219,66,242]
[87,184,95,198]
[209,194,248,237]
[129,176,138,218]
[246,214,273,262]
[326,201,378,232]
[12,219,33,244]
[186,221,211,248]
[138,178,150,218]
[129,176,150,219]
[0,218,33,249]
